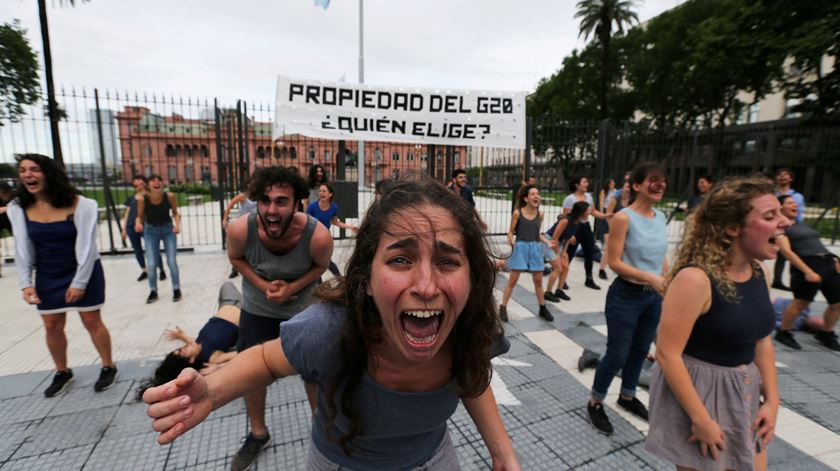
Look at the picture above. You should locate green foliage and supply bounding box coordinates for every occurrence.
[0,163,16,178]
[0,20,40,126]
[168,182,212,195]
[535,0,838,126]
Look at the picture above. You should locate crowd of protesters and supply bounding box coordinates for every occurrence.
[6,151,840,470]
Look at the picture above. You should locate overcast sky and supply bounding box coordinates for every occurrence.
[3,0,684,104]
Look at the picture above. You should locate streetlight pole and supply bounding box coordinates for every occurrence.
[357,0,365,191]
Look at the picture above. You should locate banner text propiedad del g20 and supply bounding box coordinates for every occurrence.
[273,76,526,149]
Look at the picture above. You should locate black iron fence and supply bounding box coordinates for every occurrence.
[3,87,840,263]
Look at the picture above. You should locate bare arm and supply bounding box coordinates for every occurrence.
[462,386,521,471]
[655,268,725,459]
[134,197,145,232]
[506,210,519,247]
[753,262,780,446]
[145,338,297,444]
[607,196,617,216]
[164,326,195,344]
[265,221,333,305]
[207,350,238,365]
[168,193,181,234]
[538,211,556,247]
[222,193,247,230]
[331,216,358,232]
[777,235,821,282]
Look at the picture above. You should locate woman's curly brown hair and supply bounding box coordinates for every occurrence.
[669,176,775,301]
[314,172,502,455]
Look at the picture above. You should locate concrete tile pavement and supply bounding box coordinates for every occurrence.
[0,237,838,469]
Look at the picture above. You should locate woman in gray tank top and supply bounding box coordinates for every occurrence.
[499,184,557,322]
[774,195,840,351]
[142,176,520,470]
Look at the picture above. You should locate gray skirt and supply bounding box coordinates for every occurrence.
[307,432,460,471]
[645,355,762,471]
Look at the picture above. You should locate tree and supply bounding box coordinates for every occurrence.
[575,0,639,120]
[0,20,40,126]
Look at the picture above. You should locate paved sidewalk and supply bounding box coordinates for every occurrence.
[0,241,839,469]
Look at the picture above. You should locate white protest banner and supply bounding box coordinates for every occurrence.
[273,75,526,149]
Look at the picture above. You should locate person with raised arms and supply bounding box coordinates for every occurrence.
[143,175,520,470]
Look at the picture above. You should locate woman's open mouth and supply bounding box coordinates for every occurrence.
[400,310,444,347]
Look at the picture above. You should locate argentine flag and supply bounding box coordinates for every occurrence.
[314,0,330,9]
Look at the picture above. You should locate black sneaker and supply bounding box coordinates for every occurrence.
[587,402,613,435]
[538,305,554,322]
[775,330,802,350]
[44,369,74,397]
[137,272,148,282]
[562,282,569,290]
[159,270,167,281]
[554,289,571,301]
[498,305,508,323]
[544,292,561,303]
[585,278,601,290]
[231,433,271,471]
[229,268,239,279]
[173,289,182,302]
[543,266,552,276]
[815,330,840,352]
[94,366,118,392]
[599,269,608,280]
[617,396,649,421]
[146,290,158,304]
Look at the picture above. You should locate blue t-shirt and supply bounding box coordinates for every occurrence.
[279,302,509,470]
[306,201,339,229]
[621,207,668,276]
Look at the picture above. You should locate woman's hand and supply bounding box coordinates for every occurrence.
[65,287,85,303]
[492,455,522,471]
[753,400,779,446]
[688,417,726,460]
[134,221,143,233]
[173,224,181,235]
[144,368,213,445]
[121,227,127,241]
[805,271,822,284]
[22,287,41,305]
[647,274,668,296]
[164,326,185,341]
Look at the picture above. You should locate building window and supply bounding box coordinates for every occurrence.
[201,165,211,182]
[748,103,759,123]
[201,145,209,158]
[175,145,182,157]
[289,147,297,160]
[784,98,802,118]
[257,146,266,159]
[143,145,152,157]
[324,150,331,161]
[168,165,177,181]
[165,145,175,157]
[392,151,400,161]
[184,163,194,182]
[274,146,282,159]
[407,152,415,161]
[309,146,315,160]
[185,145,194,157]
[375,148,382,161]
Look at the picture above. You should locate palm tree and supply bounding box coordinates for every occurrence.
[575,0,639,120]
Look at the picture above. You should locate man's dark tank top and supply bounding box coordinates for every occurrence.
[785,222,828,257]
[515,208,541,242]
[145,193,172,225]
[683,264,774,367]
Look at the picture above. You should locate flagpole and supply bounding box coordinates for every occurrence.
[357,0,366,192]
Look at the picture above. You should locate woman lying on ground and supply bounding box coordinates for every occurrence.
[143,175,520,470]
[135,282,242,400]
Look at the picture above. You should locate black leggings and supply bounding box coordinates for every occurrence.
[567,222,595,278]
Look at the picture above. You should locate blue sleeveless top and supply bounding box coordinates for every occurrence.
[683,264,775,367]
[621,208,667,276]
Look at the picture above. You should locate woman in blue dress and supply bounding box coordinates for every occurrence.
[306,182,358,276]
[8,154,117,397]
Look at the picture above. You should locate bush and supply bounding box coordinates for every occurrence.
[169,183,211,195]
